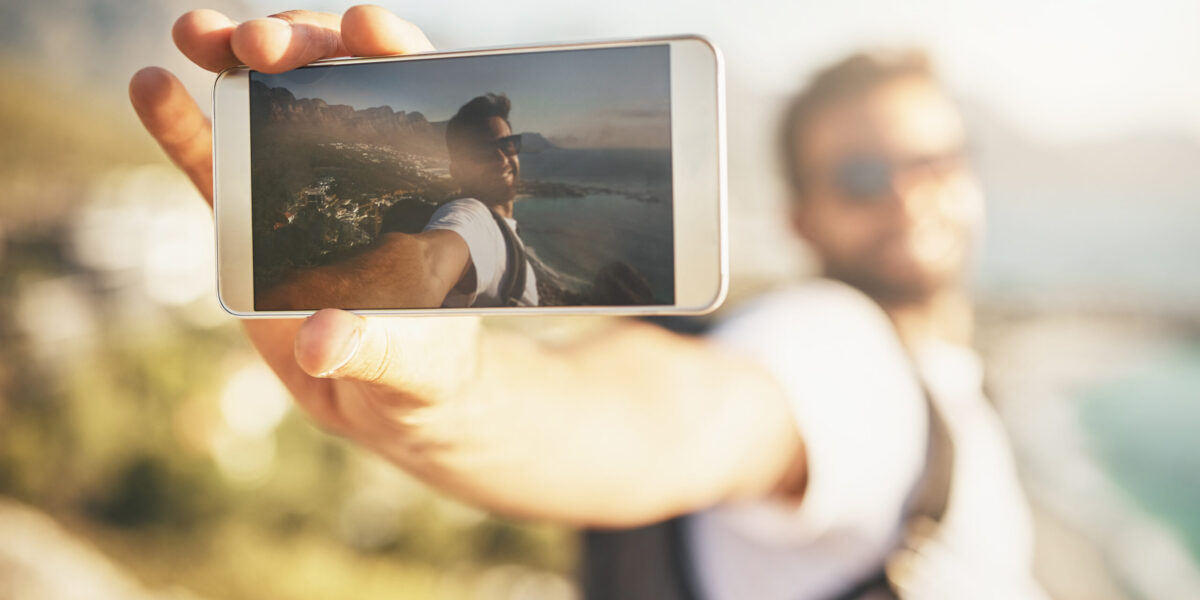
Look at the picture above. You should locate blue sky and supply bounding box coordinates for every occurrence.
[253,45,671,149]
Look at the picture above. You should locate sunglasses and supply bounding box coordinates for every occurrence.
[830,150,967,203]
[469,134,522,159]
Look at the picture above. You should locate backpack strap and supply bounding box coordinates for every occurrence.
[490,210,528,306]
[581,516,703,600]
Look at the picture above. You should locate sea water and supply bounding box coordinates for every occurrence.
[1079,341,1200,563]
[514,148,675,304]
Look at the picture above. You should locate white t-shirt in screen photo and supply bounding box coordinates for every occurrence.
[422,197,538,308]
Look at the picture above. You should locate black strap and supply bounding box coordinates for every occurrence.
[491,211,528,306]
[581,517,703,600]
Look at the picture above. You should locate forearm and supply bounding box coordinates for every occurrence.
[382,321,804,528]
[259,234,450,310]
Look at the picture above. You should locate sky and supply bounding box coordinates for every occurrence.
[253,45,671,149]
[241,0,1200,294]
[248,0,1200,144]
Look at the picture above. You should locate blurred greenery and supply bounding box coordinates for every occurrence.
[0,61,162,223]
[0,41,577,600]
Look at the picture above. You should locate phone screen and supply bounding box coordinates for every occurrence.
[248,45,674,310]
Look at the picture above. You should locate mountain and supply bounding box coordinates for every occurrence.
[958,101,1200,305]
[518,132,557,153]
[250,81,448,157]
[250,82,562,160]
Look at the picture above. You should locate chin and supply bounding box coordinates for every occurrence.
[827,259,945,306]
[472,182,516,202]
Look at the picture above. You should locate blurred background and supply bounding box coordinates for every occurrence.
[1,0,1198,598]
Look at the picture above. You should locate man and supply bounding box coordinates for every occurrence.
[133,6,1042,598]
[423,93,538,307]
[651,51,1044,599]
[258,92,536,309]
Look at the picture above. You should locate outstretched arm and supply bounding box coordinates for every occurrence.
[258,229,470,310]
[132,5,805,527]
[400,319,806,526]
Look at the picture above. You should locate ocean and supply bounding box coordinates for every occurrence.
[513,148,674,304]
[1079,341,1200,563]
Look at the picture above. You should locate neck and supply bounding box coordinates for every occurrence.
[489,199,515,219]
[463,187,515,218]
[877,286,974,349]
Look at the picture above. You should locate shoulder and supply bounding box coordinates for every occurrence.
[697,278,928,544]
[426,197,493,225]
[423,198,503,247]
[710,278,896,355]
[707,278,921,429]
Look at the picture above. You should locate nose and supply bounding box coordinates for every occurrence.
[886,168,945,224]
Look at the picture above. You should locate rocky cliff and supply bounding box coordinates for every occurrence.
[250,80,448,157]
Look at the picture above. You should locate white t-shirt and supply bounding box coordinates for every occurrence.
[686,279,1045,600]
[422,198,538,308]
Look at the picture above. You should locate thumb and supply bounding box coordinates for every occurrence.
[293,309,480,399]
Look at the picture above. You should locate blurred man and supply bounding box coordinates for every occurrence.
[651,50,1045,599]
[133,6,1043,599]
[259,92,536,309]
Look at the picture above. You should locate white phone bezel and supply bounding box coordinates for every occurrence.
[213,35,726,317]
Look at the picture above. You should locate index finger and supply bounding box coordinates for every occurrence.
[172,9,239,72]
[341,5,434,56]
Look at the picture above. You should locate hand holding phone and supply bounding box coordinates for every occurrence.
[128,9,761,527]
[130,6,488,453]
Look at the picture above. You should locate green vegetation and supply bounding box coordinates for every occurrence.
[0,229,578,599]
[0,62,163,223]
[0,64,577,600]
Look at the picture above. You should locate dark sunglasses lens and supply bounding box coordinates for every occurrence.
[834,157,891,202]
[503,134,522,155]
[470,135,521,159]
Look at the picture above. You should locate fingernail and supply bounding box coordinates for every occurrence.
[317,321,363,377]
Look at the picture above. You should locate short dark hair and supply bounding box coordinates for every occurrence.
[780,49,938,196]
[446,93,512,156]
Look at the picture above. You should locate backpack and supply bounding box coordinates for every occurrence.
[490,210,528,306]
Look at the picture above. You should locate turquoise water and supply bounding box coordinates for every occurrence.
[1078,342,1200,563]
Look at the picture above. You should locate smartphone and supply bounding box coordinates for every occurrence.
[212,36,725,316]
